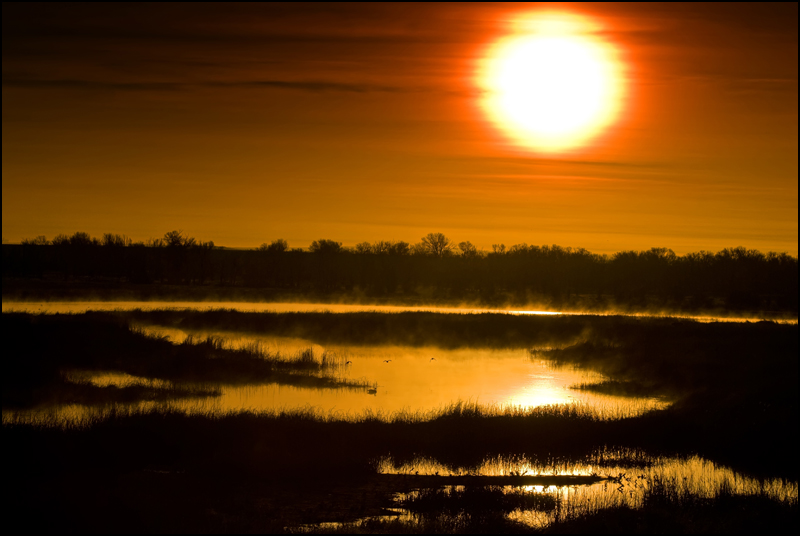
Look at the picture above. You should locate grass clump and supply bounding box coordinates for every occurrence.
[400,485,557,516]
[2,312,372,409]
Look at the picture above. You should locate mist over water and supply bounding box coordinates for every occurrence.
[5,300,787,425]
[3,299,796,532]
[4,326,668,425]
[3,300,794,324]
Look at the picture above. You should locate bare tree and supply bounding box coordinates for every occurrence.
[258,239,288,252]
[309,239,342,254]
[163,230,196,248]
[69,232,96,246]
[102,233,132,247]
[354,242,373,254]
[418,232,454,257]
[372,240,393,254]
[458,241,479,258]
[21,235,49,245]
[508,243,529,255]
[387,241,410,255]
[51,234,70,246]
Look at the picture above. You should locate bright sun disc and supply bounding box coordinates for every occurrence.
[479,12,624,153]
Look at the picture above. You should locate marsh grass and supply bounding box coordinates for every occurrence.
[400,485,558,517]
[529,327,798,475]
[2,312,374,409]
[5,399,791,483]
[28,309,795,416]
[570,380,656,398]
[119,308,797,418]
[46,374,221,406]
[300,484,797,534]
[3,309,798,532]
[5,399,798,533]
[533,481,799,534]
[308,458,797,534]
[4,309,796,475]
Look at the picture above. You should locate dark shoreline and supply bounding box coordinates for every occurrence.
[4,239,797,318]
[4,277,798,323]
[3,308,797,532]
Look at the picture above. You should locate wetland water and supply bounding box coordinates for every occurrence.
[3,300,793,323]
[3,300,786,423]
[375,452,798,530]
[4,300,796,529]
[2,302,669,423]
[3,328,667,424]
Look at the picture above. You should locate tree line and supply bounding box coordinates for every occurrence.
[5,230,797,313]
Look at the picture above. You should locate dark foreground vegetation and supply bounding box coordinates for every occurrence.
[2,312,367,409]
[332,482,797,534]
[4,230,797,316]
[5,403,798,533]
[3,310,797,533]
[109,309,800,474]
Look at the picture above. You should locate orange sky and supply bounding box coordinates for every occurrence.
[3,3,797,254]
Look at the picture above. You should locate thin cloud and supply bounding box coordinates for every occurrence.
[452,155,662,169]
[2,78,409,93]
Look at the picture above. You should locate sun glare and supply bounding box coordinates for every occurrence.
[479,12,624,153]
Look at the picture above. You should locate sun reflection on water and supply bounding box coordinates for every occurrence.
[378,451,798,530]
[3,326,668,426]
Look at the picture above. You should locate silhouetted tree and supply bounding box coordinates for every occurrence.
[354,242,373,254]
[458,241,479,258]
[102,233,132,247]
[68,232,96,246]
[3,230,797,314]
[51,234,70,246]
[508,243,529,255]
[309,239,342,254]
[417,232,454,257]
[163,230,196,248]
[370,241,390,254]
[21,236,49,246]
[387,241,411,256]
[258,238,288,253]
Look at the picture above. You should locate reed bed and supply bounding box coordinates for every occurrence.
[3,312,375,411]
[3,309,798,532]
[5,397,797,533]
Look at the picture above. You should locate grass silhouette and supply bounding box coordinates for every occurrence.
[2,312,373,409]
[2,309,797,532]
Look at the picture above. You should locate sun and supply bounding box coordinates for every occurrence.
[479,12,624,153]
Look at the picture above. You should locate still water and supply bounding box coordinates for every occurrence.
[4,325,668,425]
[4,300,793,323]
[0,300,689,424]
[146,325,669,415]
[374,452,798,530]
[4,301,795,528]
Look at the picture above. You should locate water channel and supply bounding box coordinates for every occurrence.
[3,300,796,528]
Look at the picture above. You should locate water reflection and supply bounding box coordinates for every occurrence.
[129,326,668,416]
[378,451,798,530]
[3,326,667,425]
[3,300,794,323]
